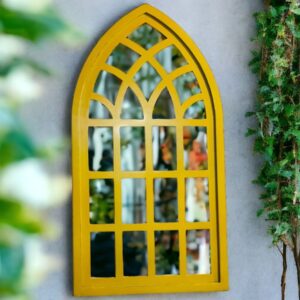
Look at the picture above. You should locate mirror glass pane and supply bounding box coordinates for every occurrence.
[152,88,175,119]
[122,178,146,224]
[186,178,209,222]
[88,127,113,171]
[134,62,161,99]
[90,179,114,224]
[186,230,210,274]
[120,127,145,171]
[173,72,201,104]
[155,230,179,275]
[152,126,176,171]
[155,45,187,73]
[154,178,178,222]
[123,231,147,276]
[94,71,121,104]
[128,24,165,49]
[183,127,208,170]
[106,44,139,72]
[184,101,206,119]
[91,232,115,277]
[120,88,143,119]
[89,100,112,119]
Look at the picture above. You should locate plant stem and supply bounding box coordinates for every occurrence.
[281,243,287,300]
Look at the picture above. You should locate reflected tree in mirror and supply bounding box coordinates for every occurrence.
[90,179,114,224]
[154,178,178,222]
[155,231,179,275]
[107,44,140,72]
[91,232,115,277]
[173,72,201,104]
[123,231,148,276]
[184,101,206,119]
[128,24,165,49]
[155,45,187,73]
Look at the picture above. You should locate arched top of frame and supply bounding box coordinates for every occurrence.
[73,4,223,124]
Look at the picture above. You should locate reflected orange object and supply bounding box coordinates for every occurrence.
[189,140,207,170]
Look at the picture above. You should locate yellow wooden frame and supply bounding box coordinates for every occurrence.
[72,4,228,296]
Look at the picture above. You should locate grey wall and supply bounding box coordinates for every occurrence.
[22,0,298,299]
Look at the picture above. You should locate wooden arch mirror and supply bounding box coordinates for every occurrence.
[72,4,228,296]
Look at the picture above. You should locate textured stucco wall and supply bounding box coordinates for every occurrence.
[21,0,298,299]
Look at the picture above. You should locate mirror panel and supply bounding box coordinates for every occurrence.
[91,232,115,277]
[155,45,187,73]
[120,127,145,171]
[94,71,121,104]
[152,126,177,171]
[122,178,146,224]
[134,62,161,99]
[186,230,210,274]
[123,231,147,276]
[183,127,208,170]
[185,178,209,222]
[154,178,178,222]
[155,230,179,275]
[184,100,206,119]
[152,88,175,119]
[88,127,113,171]
[121,88,144,119]
[89,100,112,119]
[90,179,114,224]
[173,72,201,104]
[128,24,165,49]
[107,44,140,73]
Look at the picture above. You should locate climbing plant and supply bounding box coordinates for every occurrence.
[247,0,300,299]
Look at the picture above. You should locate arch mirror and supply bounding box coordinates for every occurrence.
[72,4,228,296]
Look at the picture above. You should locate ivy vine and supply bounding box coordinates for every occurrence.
[247,0,300,299]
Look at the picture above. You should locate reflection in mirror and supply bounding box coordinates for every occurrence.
[184,101,206,119]
[183,127,207,170]
[152,88,175,119]
[186,178,209,222]
[152,126,176,170]
[186,230,210,274]
[94,71,121,105]
[90,179,114,224]
[155,231,179,275]
[106,44,140,73]
[173,72,201,104]
[122,178,146,224]
[123,231,147,276]
[88,127,113,171]
[128,24,165,49]
[120,88,143,119]
[120,127,145,171]
[134,62,161,99]
[91,232,115,277]
[89,100,112,119]
[154,178,178,222]
[155,45,187,73]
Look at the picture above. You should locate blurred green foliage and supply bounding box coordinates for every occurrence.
[0,0,79,298]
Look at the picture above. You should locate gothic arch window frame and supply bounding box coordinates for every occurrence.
[72,4,228,296]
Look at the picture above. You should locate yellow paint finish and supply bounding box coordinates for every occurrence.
[72,4,228,296]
